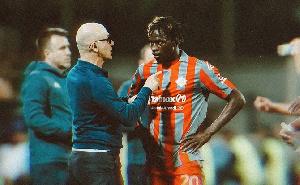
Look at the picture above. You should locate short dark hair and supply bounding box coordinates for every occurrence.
[35,28,68,60]
[147,16,184,44]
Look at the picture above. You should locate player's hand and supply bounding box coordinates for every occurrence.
[253,96,271,112]
[144,71,162,91]
[289,97,300,114]
[180,131,212,153]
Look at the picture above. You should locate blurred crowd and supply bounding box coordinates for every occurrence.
[0,62,30,184]
[201,123,299,185]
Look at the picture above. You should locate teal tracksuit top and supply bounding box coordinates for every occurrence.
[21,61,72,165]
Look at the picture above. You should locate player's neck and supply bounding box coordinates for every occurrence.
[162,50,180,68]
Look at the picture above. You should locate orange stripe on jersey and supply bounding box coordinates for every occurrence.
[200,68,228,99]
[161,61,180,169]
[143,60,155,79]
[206,61,235,95]
[224,77,235,90]
[132,73,142,96]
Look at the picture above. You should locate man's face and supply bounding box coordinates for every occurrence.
[45,35,71,71]
[149,29,175,64]
[94,34,114,60]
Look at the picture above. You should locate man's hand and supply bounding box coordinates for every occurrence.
[144,71,162,91]
[253,96,272,112]
[180,131,212,153]
[279,122,296,149]
[279,130,294,147]
[128,95,137,104]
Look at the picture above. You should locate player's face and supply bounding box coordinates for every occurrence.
[149,29,176,64]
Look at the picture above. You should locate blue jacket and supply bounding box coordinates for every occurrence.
[21,61,72,165]
[67,59,152,151]
[118,79,148,165]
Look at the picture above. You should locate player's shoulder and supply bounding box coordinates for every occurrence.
[186,56,207,66]
[142,59,156,67]
[136,59,157,72]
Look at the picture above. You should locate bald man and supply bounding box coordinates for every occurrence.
[67,23,161,185]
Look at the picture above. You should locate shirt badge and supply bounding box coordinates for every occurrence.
[54,82,61,88]
[175,76,187,87]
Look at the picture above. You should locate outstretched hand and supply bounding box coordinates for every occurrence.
[253,96,272,112]
[144,71,162,91]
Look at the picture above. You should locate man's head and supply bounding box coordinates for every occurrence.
[138,44,154,66]
[147,16,183,64]
[36,28,71,73]
[76,23,114,60]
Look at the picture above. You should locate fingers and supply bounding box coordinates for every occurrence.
[128,95,137,103]
[253,96,270,112]
[144,71,162,91]
[181,141,201,153]
[253,96,263,108]
[181,140,195,152]
[180,136,203,153]
[151,71,162,77]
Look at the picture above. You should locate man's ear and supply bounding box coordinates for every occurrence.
[43,49,50,57]
[89,42,98,52]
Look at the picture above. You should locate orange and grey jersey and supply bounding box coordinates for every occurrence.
[129,50,235,169]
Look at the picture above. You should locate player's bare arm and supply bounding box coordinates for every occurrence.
[181,88,245,153]
[253,96,300,115]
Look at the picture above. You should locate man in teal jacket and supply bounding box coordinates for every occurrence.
[21,28,72,185]
[67,22,161,185]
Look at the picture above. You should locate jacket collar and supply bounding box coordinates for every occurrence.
[77,59,108,78]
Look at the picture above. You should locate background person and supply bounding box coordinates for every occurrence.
[21,28,72,185]
[254,37,300,116]
[118,44,154,185]
[253,38,300,147]
[0,120,30,185]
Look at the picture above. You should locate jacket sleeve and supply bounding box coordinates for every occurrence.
[92,77,151,127]
[21,73,71,137]
[129,66,145,97]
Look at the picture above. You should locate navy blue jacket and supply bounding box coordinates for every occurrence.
[67,59,152,151]
[21,61,72,165]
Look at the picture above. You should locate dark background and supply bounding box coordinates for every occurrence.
[1,0,300,59]
[0,0,300,133]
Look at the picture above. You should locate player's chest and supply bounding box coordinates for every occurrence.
[157,68,199,93]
